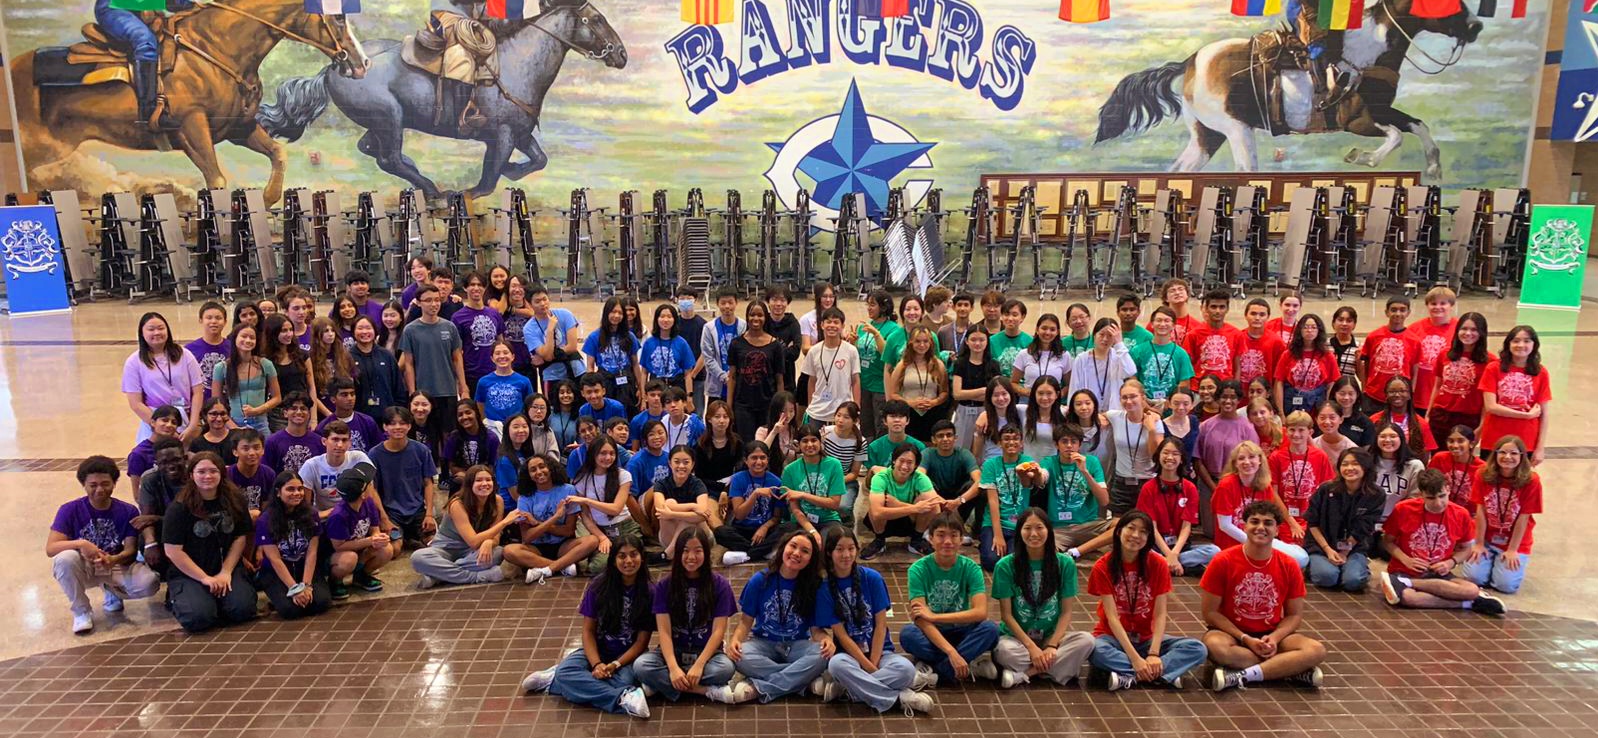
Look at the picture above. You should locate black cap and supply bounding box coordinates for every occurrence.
[335,462,375,503]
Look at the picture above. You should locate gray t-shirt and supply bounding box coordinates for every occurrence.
[399,319,463,397]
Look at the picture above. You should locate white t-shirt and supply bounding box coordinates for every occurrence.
[798,310,820,343]
[300,450,373,512]
[574,469,635,527]
[1106,410,1156,480]
[801,340,861,422]
[1013,349,1069,390]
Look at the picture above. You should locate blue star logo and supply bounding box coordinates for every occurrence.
[764,80,936,223]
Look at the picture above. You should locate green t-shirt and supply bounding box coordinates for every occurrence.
[780,456,846,524]
[991,553,1078,638]
[870,468,934,504]
[988,331,1033,373]
[1120,324,1156,356]
[866,434,926,471]
[907,553,987,614]
[920,447,979,498]
[980,453,1034,531]
[857,320,904,394]
[1040,453,1106,527]
[1129,341,1195,401]
[1061,333,1094,358]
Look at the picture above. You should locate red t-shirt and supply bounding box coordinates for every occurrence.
[1262,317,1295,347]
[1427,452,1484,509]
[1470,471,1542,554]
[1199,546,1306,635]
[1273,350,1340,392]
[1478,363,1553,452]
[1210,474,1287,547]
[1430,353,1487,415]
[1089,550,1173,641]
[1137,477,1200,538]
[1268,445,1333,528]
[1357,326,1421,402]
[1237,332,1285,387]
[1184,323,1246,380]
[1382,496,1475,575]
[1152,313,1203,347]
[1369,411,1435,454]
[1408,318,1458,409]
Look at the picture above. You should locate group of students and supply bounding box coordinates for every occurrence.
[61,269,1554,710]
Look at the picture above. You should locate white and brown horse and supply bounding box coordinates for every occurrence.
[1094,0,1481,180]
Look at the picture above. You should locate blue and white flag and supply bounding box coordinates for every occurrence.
[305,0,360,14]
[0,206,70,314]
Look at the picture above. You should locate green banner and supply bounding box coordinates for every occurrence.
[1518,204,1592,311]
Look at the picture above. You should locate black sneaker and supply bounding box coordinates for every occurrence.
[1472,594,1507,617]
[331,581,350,600]
[1286,666,1324,688]
[1380,572,1409,606]
[908,537,934,556]
[860,537,888,561]
[645,551,670,568]
[1184,564,1206,579]
[352,571,384,592]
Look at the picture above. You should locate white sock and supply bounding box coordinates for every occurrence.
[1242,665,1264,682]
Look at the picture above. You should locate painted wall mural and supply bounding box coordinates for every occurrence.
[0,0,1550,216]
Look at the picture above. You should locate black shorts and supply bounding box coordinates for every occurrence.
[533,541,565,559]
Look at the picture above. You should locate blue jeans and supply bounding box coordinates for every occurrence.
[899,621,1000,687]
[736,637,827,702]
[1307,552,1370,592]
[827,651,916,712]
[633,647,735,701]
[1164,536,1221,570]
[94,0,190,62]
[979,526,1014,572]
[1461,547,1530,594]
[1089,635,1208,683]
[549,650,639,714]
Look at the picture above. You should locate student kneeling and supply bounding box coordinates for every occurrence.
[1201,501,1327,691]
[728,530,832,702]
[1378,469,1506,616]
[162,453,259,633]
[254,471,332,619]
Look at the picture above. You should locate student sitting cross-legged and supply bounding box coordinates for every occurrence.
[410,465,524,588]
[990,508,1095,689]
[899,511,1002,687]
[1087,511,1210,691]
[812,527,935,714]
[727,530,832,703]
[1379,469,1506,616]
[633,528,752,704]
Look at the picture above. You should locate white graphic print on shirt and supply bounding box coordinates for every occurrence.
[1232,570,1282,623]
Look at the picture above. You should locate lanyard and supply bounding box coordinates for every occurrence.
[1092,352,1112,400]
[1120,414,1146,468]
[667,418,689,448]
[817,344,841,389]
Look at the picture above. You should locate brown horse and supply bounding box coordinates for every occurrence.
[9,0,368,204]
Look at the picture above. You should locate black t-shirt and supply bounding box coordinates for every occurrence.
[767,314,802,387]
[274,354,309,397]
[161,497,248,576]
[728,338,787,409]
[657,474,710,505]
[693,440,743,495]
[951,357,1002,407]
[188,432,238,467]
[680,315,707,360]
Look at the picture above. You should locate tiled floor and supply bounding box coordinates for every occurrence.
[3,558,1597,738]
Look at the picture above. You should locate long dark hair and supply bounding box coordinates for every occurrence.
[550,379,581,416]
[651,303,682,341]
[450,465,503,533]
[222,323,261,399]
[265,469,318,544]
[597,296,638,356]
[667,527,718,630]
[1109,511,1157,619]
[515,452,569,501]
[812,281,836,316]
[590,533,654,636]
[136,312,183,368]
[1498,325,1543,375]
[1447,312,1490,364]
[1332,447,1380,497]
[1024,376,1066,442]
[696,399,744,458]
[1288,313,1328,357]
[1368,421,1416,469]
[175,452,250,530]
[1026,314,1065,357]
[1011,507,1060,609]
[574,437,622,505]
[823,527,873,634]
[759,529,823,627]
[260,314,306,366]
[1064,388,1103,451]
[956,324,994,365]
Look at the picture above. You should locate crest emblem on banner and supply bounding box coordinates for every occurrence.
[1,219,60,278]
[1527,218,1585,274]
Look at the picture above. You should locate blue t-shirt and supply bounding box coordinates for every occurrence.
[583,330,639,376]
[495,453,524,510]
[579,398,628,424]
[740,570,814,642]
[627,448,672,492]
[630,410,665,445]
[475,372,535,424]
[253,509,320,565]
[368,440,437,517]
[727,470,783,528]
[50,497,139,556]
[814,566,894,652]
[325,497,383,541]
[713,319,741,366]
[641,336,695,380]
[663,413,706,449]
[516,483,576,545]
[522,309,581,381]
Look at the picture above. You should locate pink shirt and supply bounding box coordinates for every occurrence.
[121,349,204,413]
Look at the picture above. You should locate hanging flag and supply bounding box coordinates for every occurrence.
[305,0,360,13]
[1512,0,1528,16]
[108,0,166,10]
[1315,0,1363,30]
[486,0,538,19]
[681,0,736,24]
[1410,0,1461,17]
[1230,0,1281,16]
[1059,0,1110,23]
[857,0,910,17]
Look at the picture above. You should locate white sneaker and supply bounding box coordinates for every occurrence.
[911,662,938,691]
[897,689,934,715]
[102,590,124,613]
[1107,671,1135,692]
[525,567,551,585]
[998,668,1025,689]
[722,551,751,566]
[416,575,437,590]
[639,682,657,698]
[520,666,557,693]
[477,568,506,584]
[71,612,93,634]
[1211,668,1247,692]
[706,681,757,704]
[560,564,578,577]
[809,675,834,701]
[618,687,650,718]
[969,652,998,681]
[961,535,974,547]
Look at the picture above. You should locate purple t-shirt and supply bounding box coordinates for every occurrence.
[325,497,382,541]
[451,304,505,382]
[121,349,204,414]
[579,578,654,662]
[401,282,421,312]
[317,413,382,452]
[228,462,279,512]
[51,497,139,556]
[354,298,386,326]
[265,430,326,477]
[184,337,232,400]
[253,509,321,565]
[1196,414,1262,477]
[127,439,155,479]
[650,573,736,653]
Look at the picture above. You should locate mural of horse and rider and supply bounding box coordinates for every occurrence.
[0,0,1546,204]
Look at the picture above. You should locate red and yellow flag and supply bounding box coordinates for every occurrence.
[1315,0,1363,30]
[682,0,736,24]
[1059,0,1110,23]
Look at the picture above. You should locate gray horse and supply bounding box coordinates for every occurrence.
[257,1,626,199]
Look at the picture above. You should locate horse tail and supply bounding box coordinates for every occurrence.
[257,68,331,142]
[1095,60,1187,144]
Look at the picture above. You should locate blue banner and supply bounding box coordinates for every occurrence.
[1550,1,1598,141]
[0,205,71,315]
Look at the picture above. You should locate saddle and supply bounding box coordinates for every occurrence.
[1248,29,1342,135]
[400,11,498,85]
[33,15,177,88]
